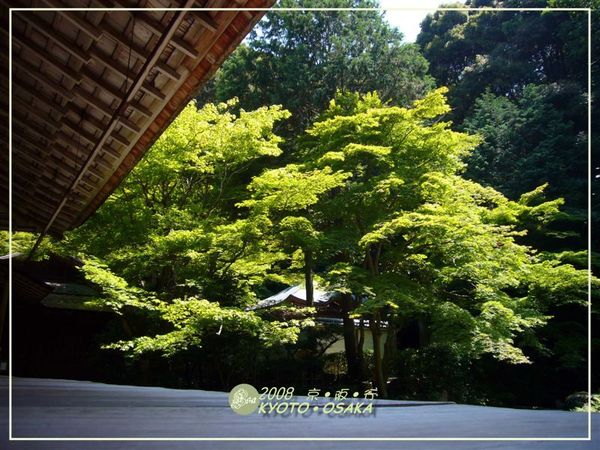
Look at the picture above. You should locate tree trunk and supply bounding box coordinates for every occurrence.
[382,325,397,382]
[121,317,134,337]
[341,293,360,380]
[418,317,428,348]
[157,264,176,292]
[304,248,314,307]
[370,312,388,398]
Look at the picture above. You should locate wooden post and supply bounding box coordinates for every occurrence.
[370,312,388,398]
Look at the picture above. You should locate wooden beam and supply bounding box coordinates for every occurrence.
[191,11,218,33]
[9,170,38,193]
[205,52,216,64]
[41,166,75,188]
[63,109,133,154]
[89,46,131,78]
[74,84,151,122]
[14,97,62,131]
[99,22,151,63]
[13,57,74,101]
[41,166,96,197]
[88,49,179,137]
[12,128,49,154]
[77,182,95,194]
[55,130,91,155]
[100,143,121,160]
[8,173,37,194]
[48,145,83,173]
[11,150,41,170]
[138,14,199,59]
[12,206,57,231]
[51,140,87,164]
[93,154,114,171]
[90,45,182,82]
[81,68,127,102]
[141,81,166,101]
[13,94,60,132]
[72,0,266,231]
[155,61,183,81]
[48,162,75,186]
[13,114,54,143]
[106,2,200,59]
[117,115,141,134]
[68,104,108,133]
[34,180,87,209]
[36,189,81,214]
[110,2,165,35]
[61,118,99,148]
[73,85,114,117]
[39,0,103,40]
[52,140,113,176]
[11,159,41,180]
[87,162,107,179]
[13,135,45,158]
[16,13,90,64]
[240,11,254,21]
[12,145,43,167]
[109,131,130,148]
[11,190,56,217]
[12,77,68,116]
[170,35,200,59]
[12,30,81,84]
[128,100,152,118]
[1,205,45,232]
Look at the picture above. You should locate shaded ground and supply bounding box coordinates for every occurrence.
[1,376,598,449]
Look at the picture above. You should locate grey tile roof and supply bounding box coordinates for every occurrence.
[253,285,335,309]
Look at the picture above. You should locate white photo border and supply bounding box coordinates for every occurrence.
[7,4,594,442]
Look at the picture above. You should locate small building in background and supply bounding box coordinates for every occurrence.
[252,285,388,355]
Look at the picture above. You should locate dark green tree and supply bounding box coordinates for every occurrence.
[205,0,434,137]
[463,83,587,213]
[417,0,593,121]
[417,0,593,233]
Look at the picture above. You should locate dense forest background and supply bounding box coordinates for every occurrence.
[7,0,599,410]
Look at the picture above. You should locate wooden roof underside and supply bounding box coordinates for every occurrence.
[1,0,273,236]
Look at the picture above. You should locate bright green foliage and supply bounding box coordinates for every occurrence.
[78,257,161,315]
[572,394,600,412]
[0,231,57,260]
[260,88,593,368]
[76,257,308,358]
[63,100,291,304]
[105,298,310,358]
[58,100,306,365]
[239,165,349,213]
[58,84,592,398]
[5,3,593,403]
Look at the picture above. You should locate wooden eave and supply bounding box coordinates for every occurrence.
[1,0,274,236]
